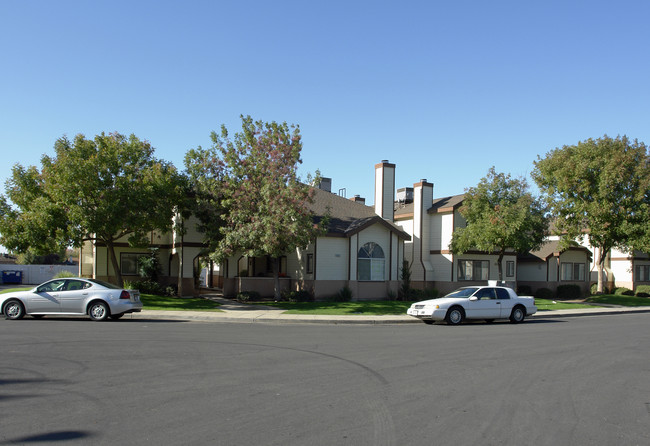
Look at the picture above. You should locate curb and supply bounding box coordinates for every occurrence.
[129,307,650,325]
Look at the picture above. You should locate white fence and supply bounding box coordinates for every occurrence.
[0,264,79,285]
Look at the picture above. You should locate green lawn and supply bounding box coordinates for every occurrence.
[262,300,415,315]
[534,298,598,311]
[139,294,223,311]
[0,287,32,294]
[585,294,650,307]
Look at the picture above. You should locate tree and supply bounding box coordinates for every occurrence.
[0,132,186,286]
[450,167,548,281]
[185,115,327,300]
[532,135,650,293]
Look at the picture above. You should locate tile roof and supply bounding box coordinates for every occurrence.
[310,188,410,240]
[394,193,466,218]
[518,240,592,262]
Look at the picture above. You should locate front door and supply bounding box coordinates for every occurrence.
[466,288,502,318]
[26,279,67,313]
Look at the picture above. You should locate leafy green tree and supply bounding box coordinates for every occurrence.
[450,167,548,281]
[0,132,186,286]
[185,115,327,300]
[532,135,650,293]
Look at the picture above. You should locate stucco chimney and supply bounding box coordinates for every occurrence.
[374,160,395,222]
[412,179,434,282]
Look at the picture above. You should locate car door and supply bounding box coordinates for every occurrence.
[25,279,66,313]
[466,288,501,318]
[495,288,513,317]
[58,279,92,314]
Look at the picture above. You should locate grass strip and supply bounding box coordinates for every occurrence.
[140,294,222,311]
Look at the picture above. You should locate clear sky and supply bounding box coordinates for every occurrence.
[1,0,649,204]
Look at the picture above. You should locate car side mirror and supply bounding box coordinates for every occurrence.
[469,296,478,301]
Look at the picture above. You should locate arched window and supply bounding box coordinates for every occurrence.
[358,242,385,281]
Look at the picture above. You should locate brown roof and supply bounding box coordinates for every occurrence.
[310,188,410,240]
[518,240,592,262]
[429,194,465,213]
[394,193,466,219]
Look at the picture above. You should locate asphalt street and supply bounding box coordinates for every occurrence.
[1,314,648,445]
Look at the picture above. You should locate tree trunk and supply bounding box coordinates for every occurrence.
[272,256,281,301]
[596,247,608,294]
[177,242,184,298]
[497,251,504,282]
[106,240,123,287]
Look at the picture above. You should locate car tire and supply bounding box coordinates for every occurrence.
[88,301,110,321]
[445,306,465,325]
[110,313,124,320]
[4,299,25,320]
[509,305,526,324]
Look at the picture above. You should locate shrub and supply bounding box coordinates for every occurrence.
[614,287,634,296]
[332,286,353,302]
[126,279,175,296]
[590,283,612,295]
[517,285,533,296]
[635,285,650,297]
[281,290,314,302]
[53,270,76,279]
[236,290,260,302]
[138,248,162,281]
[534,287,553,300]
[556,284,582,300]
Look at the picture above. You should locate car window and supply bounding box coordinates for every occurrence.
[446,288,479,298]
[37,279,67,293]
[496,288,510,299]
[476,288,497,299]
[64,280,85,291]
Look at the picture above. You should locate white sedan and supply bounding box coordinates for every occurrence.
[1,278,142,321]
[407,286,537,325]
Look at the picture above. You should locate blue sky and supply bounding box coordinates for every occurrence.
[1,0,649,204]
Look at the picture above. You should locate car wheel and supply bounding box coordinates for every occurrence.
[88,302,109,321]
[4,300,25,320]
[509,306,526,324]
[110,313,124,320]
[445,307,464,325]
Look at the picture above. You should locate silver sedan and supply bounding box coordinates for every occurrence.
[1,278,142,321]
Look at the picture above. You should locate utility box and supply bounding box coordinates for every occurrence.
[2,270,23,284]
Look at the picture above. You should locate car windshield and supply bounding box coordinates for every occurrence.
[86,279,121,290]
[445,287,479,298]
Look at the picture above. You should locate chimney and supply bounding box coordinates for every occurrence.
[317,177,332,193]
[396,187,414,204]
[412,179,434,282]
[374,160,396,222]
[350,195,366,205]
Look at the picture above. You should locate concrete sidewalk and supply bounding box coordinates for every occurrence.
[127,294,650,324]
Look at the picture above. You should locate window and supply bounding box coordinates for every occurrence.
[561,262,585,281]
[457,260,489,281]
[120,253,148,276]
[475,288,497,299]
[636,265,650,282]
[506,261,515,278]
[306,253,314,274]
[358,242,385,281]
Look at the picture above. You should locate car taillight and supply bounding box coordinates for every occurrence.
[119,290,131,300]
